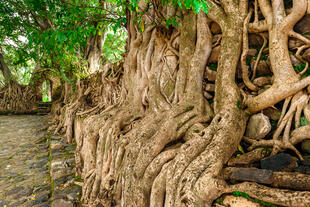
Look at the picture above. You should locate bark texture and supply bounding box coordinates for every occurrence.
[0,49,39,113]
[50,0,310,206]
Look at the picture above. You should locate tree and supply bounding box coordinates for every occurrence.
[0,0,126,113]
[2,0,310,205]
[64,0,310,206]
[0,48,14,84]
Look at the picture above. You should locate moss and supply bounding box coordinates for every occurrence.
[72,141,77,148]
[237,100,242,110]
[164,81,175,98]
[74,176,83,182]
[253,198,280,207]
[76,115,86,120]
[215,197,223,205]
[232,191,280,207]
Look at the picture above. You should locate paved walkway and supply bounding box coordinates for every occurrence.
[0,116,50,207]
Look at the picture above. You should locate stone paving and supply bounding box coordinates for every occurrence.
[49,134,81,207]
[0,116,50,207]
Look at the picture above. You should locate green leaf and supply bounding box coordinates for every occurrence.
[184,0,191,9]
[238,145,245,154]
[166,18,172,28]
[201,0,210,14]
[177,0,183,8]
[192,0,201,14]
[57,32,64,43]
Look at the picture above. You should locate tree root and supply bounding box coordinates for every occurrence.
[228,148,269,166]
[251,33,267,81]
[66,1,310,206]
[245,90,310,160]
[241,9,258,91]
[246,76,310,113]
[230,182,310,206]
[0,82,38,113]
[223,167,310,190]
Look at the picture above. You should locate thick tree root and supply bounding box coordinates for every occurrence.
[227,148,269,166]
[60,1,310,206]
[223,167,310,190]
[230,182,310,206]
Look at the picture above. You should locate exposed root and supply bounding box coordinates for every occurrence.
[246,76,310,113]
[295,45,310,77]
[245,90,310,160]
[251,33,267,81]
[227,148,269,166]
[230,182,310,206]
[0,81,38,113]
[241,9,258,91]
[52,1,310,206]
[223,167,310,190]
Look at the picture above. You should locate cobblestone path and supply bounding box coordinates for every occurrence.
[0,116,50,207]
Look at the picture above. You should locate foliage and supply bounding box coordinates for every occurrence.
[237,144,245,154]
[233,191,249,198]
[42,80,51,102]
[0,72,4,87]
[0,0,213,86]
[0,1,36,85]
[215,197,223,205]
[102,28,127,64]
[0,0,128,85]
[208,63,218,71]
[300,116,309,126]
[293,63,310,78]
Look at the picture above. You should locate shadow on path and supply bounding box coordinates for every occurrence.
[0,115,50,207]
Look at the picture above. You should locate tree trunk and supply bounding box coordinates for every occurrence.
[84,31,106,74]
[73,2,249,205]
[0,48,38,113]
[51,0,310,206]
[0,49,14,83]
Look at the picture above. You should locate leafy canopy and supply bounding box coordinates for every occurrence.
[0,0,210,85]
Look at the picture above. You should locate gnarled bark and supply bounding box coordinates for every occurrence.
[49,0,310,206]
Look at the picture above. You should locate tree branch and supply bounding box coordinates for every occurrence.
[289,31,310,46]
[206,0,227,28]
[239,0,249,17]
[221,0,239,17]
[283,0,307,30]
[272,0,286,23]
[248,19,268,33]
[258,0,273,23]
